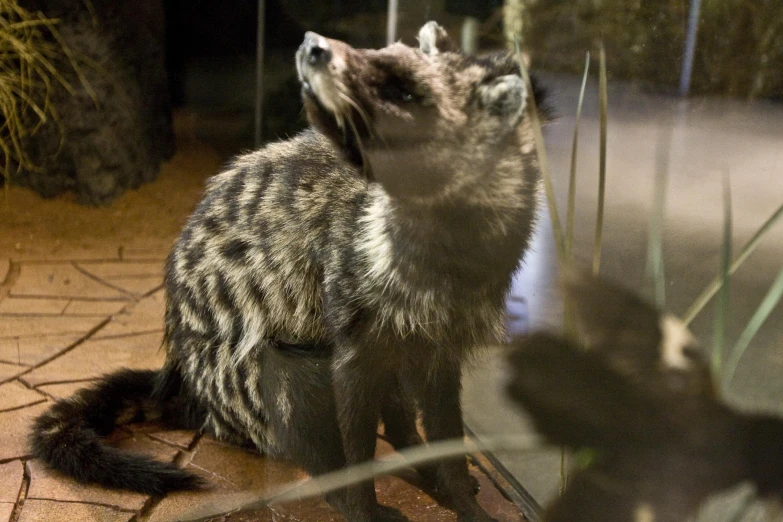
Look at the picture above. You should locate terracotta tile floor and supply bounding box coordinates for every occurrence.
[0,153,528,521]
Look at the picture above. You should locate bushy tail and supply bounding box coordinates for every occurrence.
[30,368,205,495]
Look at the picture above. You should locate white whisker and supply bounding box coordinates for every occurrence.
[337,91,373,137]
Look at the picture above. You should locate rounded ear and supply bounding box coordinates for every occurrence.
[417,21,456,55]
[478,75,527,117]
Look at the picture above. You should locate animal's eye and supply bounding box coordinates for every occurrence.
[379,80,417,103]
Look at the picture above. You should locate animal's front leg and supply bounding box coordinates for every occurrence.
[332,347,408,522]
[420,361,497,522]
[381,377,424,450]
[380,376,443,490]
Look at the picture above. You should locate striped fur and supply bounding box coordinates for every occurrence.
[31,22,544,522]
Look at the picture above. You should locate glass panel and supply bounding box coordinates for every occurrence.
[169,0,783,517]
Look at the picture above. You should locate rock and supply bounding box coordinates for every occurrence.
[12,0,173,205]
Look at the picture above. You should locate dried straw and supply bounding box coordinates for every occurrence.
[0,0,88,190]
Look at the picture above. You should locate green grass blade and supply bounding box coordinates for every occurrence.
[593,42,608,275]
[514,38,565,266]
[646,120,672,309]
[561,53,591,495]
[723,262,783,389]
[559,450,568,495]
[515,37,569,496]
[682,202,783,325]
[712,171,732,382]
[566,52,590,263]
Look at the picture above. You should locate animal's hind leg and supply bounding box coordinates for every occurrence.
[279,383,409,522]
[267,352,407,521]
[282,425,350,518]
[261,355,349,515]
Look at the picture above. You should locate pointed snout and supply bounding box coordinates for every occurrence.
[301,32,332,67]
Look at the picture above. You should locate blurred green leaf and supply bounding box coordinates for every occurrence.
[646,118,672,310]
[723,262,783,389]
[593,43,607,276]
[566,52,590,264]
[515,38,566,266]
[683,202,783,325]
[712,171,732,381]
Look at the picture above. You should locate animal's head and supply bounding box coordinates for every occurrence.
[296,21,545,200]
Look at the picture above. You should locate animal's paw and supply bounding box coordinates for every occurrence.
[374,504,410,521]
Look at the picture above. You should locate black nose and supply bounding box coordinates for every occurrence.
[302,32,332,66]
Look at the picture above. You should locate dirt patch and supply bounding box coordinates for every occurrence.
[0,126,225,260]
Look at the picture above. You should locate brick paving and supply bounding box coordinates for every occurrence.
[0,244,528,521]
